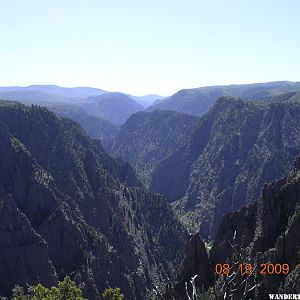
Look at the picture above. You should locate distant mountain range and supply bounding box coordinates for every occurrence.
[0,90,74,105]
[84,93,144,125]
[147,81,300,116]
[129,94,163,108]
[0,85,107,101]
[49,104,119,144]
[1,81,300,299]
[0,84,161,106]
[0,85,162,130]
[1,81,300,137]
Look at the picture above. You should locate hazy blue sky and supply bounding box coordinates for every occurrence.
[0,0,299,95]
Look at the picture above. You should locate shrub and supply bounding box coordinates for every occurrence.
[102,287,124,300]
[11,276,86,300]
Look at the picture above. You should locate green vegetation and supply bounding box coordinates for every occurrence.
[102,288,124,300]
[177,210,200,234]
[11,277,86,300]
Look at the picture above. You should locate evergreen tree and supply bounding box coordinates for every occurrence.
[102,287,124,300]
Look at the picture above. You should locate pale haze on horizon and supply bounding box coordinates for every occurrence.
[0,0,299,96]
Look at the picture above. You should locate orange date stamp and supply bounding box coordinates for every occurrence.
[215,263,295,276]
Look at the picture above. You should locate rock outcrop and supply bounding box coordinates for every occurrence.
[179,155,300,299]
[168,234,211,300]
[0,195,57,296]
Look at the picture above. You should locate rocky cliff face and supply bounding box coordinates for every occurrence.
[178,155,300,299]
[0,101,187,299]
[108,95,300,239]
[0,194,57,296]
[151,97,300,238]
[251,158,300,254]
[209,203,257,267]
[170,234,211,300]
[241,157,300,298]
[109,110,198,186]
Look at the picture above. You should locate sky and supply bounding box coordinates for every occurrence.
[0,0,299,96]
